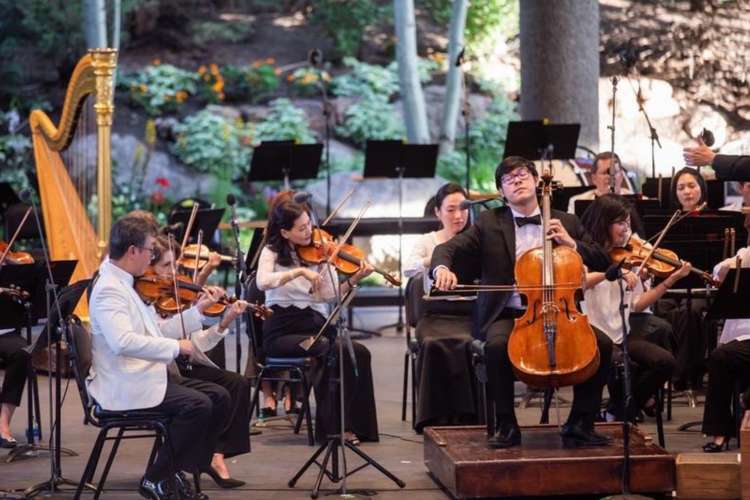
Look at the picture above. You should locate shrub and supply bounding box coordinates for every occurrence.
[171,110,252,176]
[254,98,315,144]
[309,0,389,58]
[287,67,331,97]
[122,63,198,116]
[419,0,519,46]
[336,95,405,146]
[222,60,281,103]
[190,19,254,47]
[331,57,400,99]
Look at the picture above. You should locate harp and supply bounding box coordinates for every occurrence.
[29,49,118,315]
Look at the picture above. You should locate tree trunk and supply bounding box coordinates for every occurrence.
[438,0,469,155]
[394,0,430,143]
[520,0,600,152]
[83,0,108,49]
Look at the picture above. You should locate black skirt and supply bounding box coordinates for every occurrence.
[263,305,379,443]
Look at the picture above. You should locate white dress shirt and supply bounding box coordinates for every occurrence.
[506,207,543,310]
[567,187,633,215]
[256,246,337,317]
[713,247,750,344]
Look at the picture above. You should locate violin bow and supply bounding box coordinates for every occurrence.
[167,234,192,370]
[180,202,200,253]
[0,206,32,268]
[192,229,204,283]
[328,201,370,266]
[634,208,682,280]
[321,187,356,227]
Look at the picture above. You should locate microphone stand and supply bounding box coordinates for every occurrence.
[228,200,246,374]
[626,76,661,179]
[458,52,472,193]
[608,76,618,194]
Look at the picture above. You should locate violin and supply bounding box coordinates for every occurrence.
[608,234,717,286]
[0,241,34,265]
[135,269,272,319]
[507,168,600,388]
[296,228,401,287]
[177,243,236,272]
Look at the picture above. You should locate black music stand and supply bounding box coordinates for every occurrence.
[0,183,20,216]
[706,268,750,321]
[248,141,323,191]
[554,186,591,213]
[504,120,580,160]
[363,140,438,336]
[167,207,226,251]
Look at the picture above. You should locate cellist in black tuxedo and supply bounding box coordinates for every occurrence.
[431,156,613,449]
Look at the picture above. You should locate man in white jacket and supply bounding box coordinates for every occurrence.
[88,214,241,500]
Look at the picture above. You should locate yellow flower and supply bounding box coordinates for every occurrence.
[139,83,148,93]
[152,58,161,65]
[175,90,188,103]
[209,63,219,75]
[252,61,261,68]
[265,58,275,65]
[287,74,294,82]
[198,65,207,75]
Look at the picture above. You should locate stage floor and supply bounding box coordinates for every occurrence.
[0,328,720,499]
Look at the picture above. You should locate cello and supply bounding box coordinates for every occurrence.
[507,168,600,388]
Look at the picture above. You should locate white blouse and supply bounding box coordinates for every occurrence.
[404,231,440,278]
[582,274,649,345]
[713,247,750,344]
[256,246,337,317]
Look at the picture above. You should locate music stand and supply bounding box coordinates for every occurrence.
[248,142,323,191]
[504,120,581,160]
[553,186,591,213]
[0,183,20,216]
[168,208,226,251]
[363,140,438,336]
[707,268,750,320]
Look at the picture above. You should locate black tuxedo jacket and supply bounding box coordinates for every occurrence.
[713,155,750,182]
[430,206,609,340]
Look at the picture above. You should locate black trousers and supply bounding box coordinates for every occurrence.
[179,363,251,458]
[144,378,230,482]
[263,305,379,443]
[484,319,612,429]
[608,314,676,419]
[702,339,750,438]
[656,297,710,389]
[0,332,31,407]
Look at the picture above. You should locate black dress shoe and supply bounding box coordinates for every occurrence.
[703,441,728,453]
[560,422,611,448]
[487,422,521,449]
[202,466,246,489]
[175,472,208,500]
[138,477,175,500]
[259,407,277,419]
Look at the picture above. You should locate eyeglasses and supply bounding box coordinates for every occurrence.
[501,168,531,185]
[137,245,156,257]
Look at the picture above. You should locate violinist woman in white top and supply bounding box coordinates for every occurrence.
[256,200,378,444]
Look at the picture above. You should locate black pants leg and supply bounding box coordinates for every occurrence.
[183,364,250,458]
[0,332,31,407]
[568,328,612,428]
[702,339,750,438]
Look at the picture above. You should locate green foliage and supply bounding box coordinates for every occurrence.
[190,19,254,47]
[287,67,331,98]
[310,0,390,58]
[386,58,439,84]
[122,64,198,116]
[419,0,519,46]
[254,98,315,144]
[336,96,405,146]
[468,96,517,157]
[222,60,280,103]
[331,57,400,98]
[171,110,252,176]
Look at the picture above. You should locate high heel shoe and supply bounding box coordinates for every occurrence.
[702,440,728,453]
[201,466,246,489]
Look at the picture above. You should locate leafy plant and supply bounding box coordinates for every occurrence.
[122,63,198,116]
[386,57,439,85]
[331,57,400,99]
[190,19,254,47]
[419,0,519,46]
[222,60,281,103]
[254,98,315,144]
[171,110,252,176]
[287,67,331,97]
[196,63,226,104]
[309,0,390,58]
[336,96,405,146]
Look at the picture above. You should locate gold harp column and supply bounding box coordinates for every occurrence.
[91,48,118,250]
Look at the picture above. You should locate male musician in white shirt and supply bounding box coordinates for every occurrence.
[88,213,242,500]
[567,152,632,215]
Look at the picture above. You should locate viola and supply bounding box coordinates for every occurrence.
[177,243,235,273]
[608,234,717,286]
[0,241,34,265]
[507,168,600,388]
[296,228,401,287]
[135,269,272,319]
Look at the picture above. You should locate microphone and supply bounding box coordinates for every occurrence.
[226,193,239,230]
[459,197,501,210]
[700,128,715,147]
[19,189,32,203]
[308,48,323,68]
[455,47,465,67]
[605,258,627,282]
[293,191,313,204]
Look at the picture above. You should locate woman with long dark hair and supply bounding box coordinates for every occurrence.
[581,194,682,420]
[257,200,378,444]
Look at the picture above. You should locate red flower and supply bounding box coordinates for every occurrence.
[155,177,170,188]
[150,191,165,205]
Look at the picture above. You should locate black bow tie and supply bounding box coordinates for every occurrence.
[514,215,541,227]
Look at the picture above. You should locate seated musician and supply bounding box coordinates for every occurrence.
[403,183,477,431]
[0,322,31,448]
[433,156,613,449]
[580,194,680,421]
[147,234,249,488]
[653,167,711,392]
[567,152,631,214]
[88,213,245,500]
[257,200,379,445]
[701,247,750,452]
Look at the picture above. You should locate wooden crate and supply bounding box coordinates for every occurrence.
[676,452,740,499]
